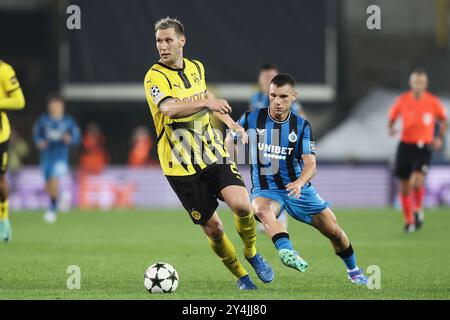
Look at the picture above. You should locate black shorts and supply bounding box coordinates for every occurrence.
[166,162,246,225]
[0,140,9,175]
[394,142,432,179]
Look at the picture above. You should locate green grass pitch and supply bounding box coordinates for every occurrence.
[1,207,449,299]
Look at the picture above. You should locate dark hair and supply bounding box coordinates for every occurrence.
[411,68,427,76]
[270,73,295,88]
[46,92,63,104]
[155,17,185,36]
[261,62,277,71]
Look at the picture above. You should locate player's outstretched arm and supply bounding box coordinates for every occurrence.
[205,90,246,140]
[433,98,448,150]
[388,97,402,136]
[433,118,448,150]
[387,120,397,136]
[160,98,231,119]
[224,129,245,163]
[224,132,236,162]
[285,154,317,198]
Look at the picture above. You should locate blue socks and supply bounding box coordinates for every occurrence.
[50,197,57,213]
[272,232,294,251]
[337,244,357,271]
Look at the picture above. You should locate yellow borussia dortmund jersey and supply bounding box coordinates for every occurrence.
[0,60,26,143]
[144,58,228,176]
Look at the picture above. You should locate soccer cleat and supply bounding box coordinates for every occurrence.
[403,223,416,233]
[348,268,368,285]
[246,252,274,283]
[0,220,12,242]
[236,274,257,290]
[279,249,308,272]
[44,211,57,224]
[414,210,424,230]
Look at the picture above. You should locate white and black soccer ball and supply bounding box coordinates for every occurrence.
[144,262,179,293]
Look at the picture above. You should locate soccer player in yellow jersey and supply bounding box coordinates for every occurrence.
[0,60,26,242]
[144,17,273,290]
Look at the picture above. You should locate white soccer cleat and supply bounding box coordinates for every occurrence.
[44,211,57,224]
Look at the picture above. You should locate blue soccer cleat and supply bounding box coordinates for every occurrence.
[0,219,12,243]
[279,249,308,272]
[246,252,274,283]
[348,268,368,285]
[236,274,258,290]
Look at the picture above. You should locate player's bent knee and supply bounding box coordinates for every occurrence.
[233,204,252,217]
[203,219,224,240]
[208,228,224,241]
[226,196,252,217]
[253,205,275,222]
[227,196,250,213]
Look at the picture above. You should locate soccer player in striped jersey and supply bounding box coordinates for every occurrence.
[228,74,368,285]
[143,17,273,290]
[33,95,80,223]
[0,60,26,242]
[250,64,307,233]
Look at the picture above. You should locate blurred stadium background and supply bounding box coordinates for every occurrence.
[1,0,449,212]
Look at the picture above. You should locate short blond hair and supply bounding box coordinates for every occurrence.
[154,17,184,36]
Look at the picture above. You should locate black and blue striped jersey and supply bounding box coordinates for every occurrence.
[237,107,315,192]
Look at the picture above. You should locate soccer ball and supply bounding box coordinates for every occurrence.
[144,262,179,293]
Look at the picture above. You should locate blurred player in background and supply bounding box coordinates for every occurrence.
[144,17,273,290]
[0,60,26,242]
[250,63,306,232]
[250,63,305,117]
[33,94,80,223]
[80,122,108,174]
[388,68,448,233]
[128,126,153,167]
[228,74,368,285]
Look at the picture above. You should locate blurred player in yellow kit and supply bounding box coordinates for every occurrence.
[0,60,26,242]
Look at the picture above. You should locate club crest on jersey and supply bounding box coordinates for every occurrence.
[191,73,200,85]
[288,131,297,143]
